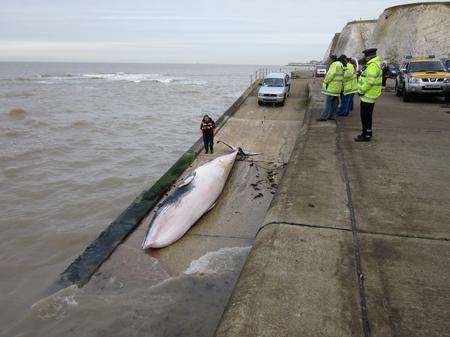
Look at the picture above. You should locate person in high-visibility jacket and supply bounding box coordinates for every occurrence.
[355,48,383,142]
[339,56,358,117]
[318,54,344,121]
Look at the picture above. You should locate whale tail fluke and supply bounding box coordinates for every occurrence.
[216,140,260,157]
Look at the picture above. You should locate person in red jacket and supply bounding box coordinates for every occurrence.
[200,114,216,154]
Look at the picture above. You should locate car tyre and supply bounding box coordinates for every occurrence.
[258,100,263,106]
[445,95,450,103]
[402,90,411,102]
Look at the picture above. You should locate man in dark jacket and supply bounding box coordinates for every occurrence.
[200,115,216,154]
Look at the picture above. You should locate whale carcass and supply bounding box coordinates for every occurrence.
[142,149,240,249]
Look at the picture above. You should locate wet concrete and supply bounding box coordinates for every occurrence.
[7,79,309,337]
[215,80,450,337]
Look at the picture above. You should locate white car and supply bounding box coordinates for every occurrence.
[314,64,327,77]
[257,72,290,106]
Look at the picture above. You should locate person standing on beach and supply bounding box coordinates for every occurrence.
[200,115,216,154]
[355,48,382,142]
[318,54,344,121]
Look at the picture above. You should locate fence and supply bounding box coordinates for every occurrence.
[249,65,316,84]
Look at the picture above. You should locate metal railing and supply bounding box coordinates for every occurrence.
[249,65,315,84]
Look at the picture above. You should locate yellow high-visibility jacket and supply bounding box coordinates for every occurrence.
[358,56,382,103]
[343,63,358,95]
[321,61,344,97]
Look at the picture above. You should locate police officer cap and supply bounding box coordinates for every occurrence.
[362,48,377,56]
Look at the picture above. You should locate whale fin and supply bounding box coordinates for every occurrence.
[179,171,196,187]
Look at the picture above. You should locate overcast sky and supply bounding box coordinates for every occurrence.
[0,0,439,64]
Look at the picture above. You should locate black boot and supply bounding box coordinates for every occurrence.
[354,134,371,142]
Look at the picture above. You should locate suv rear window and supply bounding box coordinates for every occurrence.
[408,61,445,72]
[263,78,285,87]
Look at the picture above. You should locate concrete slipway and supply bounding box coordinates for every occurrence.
[84,78,308,280]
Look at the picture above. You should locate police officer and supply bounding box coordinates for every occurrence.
[318,54,344,121]
[355,48,382,142]
[339,56,358,116]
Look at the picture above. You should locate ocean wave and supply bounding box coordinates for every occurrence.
[4,72,208,85]
[184,246,251,275]
[1,91,35,98]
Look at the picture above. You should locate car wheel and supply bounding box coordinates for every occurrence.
[445,95,450,103]
[402,90,411,102]
[258,100,263,106]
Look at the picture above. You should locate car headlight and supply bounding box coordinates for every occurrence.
[278,94,284,97]
[443,78,449,83]
[409,77,420,84]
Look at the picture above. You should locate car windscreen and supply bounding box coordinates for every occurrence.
[408,61,445,72]
[262,78,285,87]
[388,64,398,71]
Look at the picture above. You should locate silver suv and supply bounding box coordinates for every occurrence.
[257,72,290,106]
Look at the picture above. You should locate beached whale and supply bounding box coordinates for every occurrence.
[142,147,242,249]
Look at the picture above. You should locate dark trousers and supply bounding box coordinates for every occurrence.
[203,132,214,153]
[360,101,375,137]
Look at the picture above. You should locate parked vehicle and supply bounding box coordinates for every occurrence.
[314,64,327,77]
[445,59,450,71]
[257,72,290,106]
[386,64,399,78]
[395,56,450,102]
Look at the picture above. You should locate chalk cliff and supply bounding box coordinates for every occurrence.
[324,2,450,64]
[372,2,450,64]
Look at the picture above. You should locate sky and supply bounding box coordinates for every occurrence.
[0,0,441,64]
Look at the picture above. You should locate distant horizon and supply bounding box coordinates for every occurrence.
[0,60,291,66]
